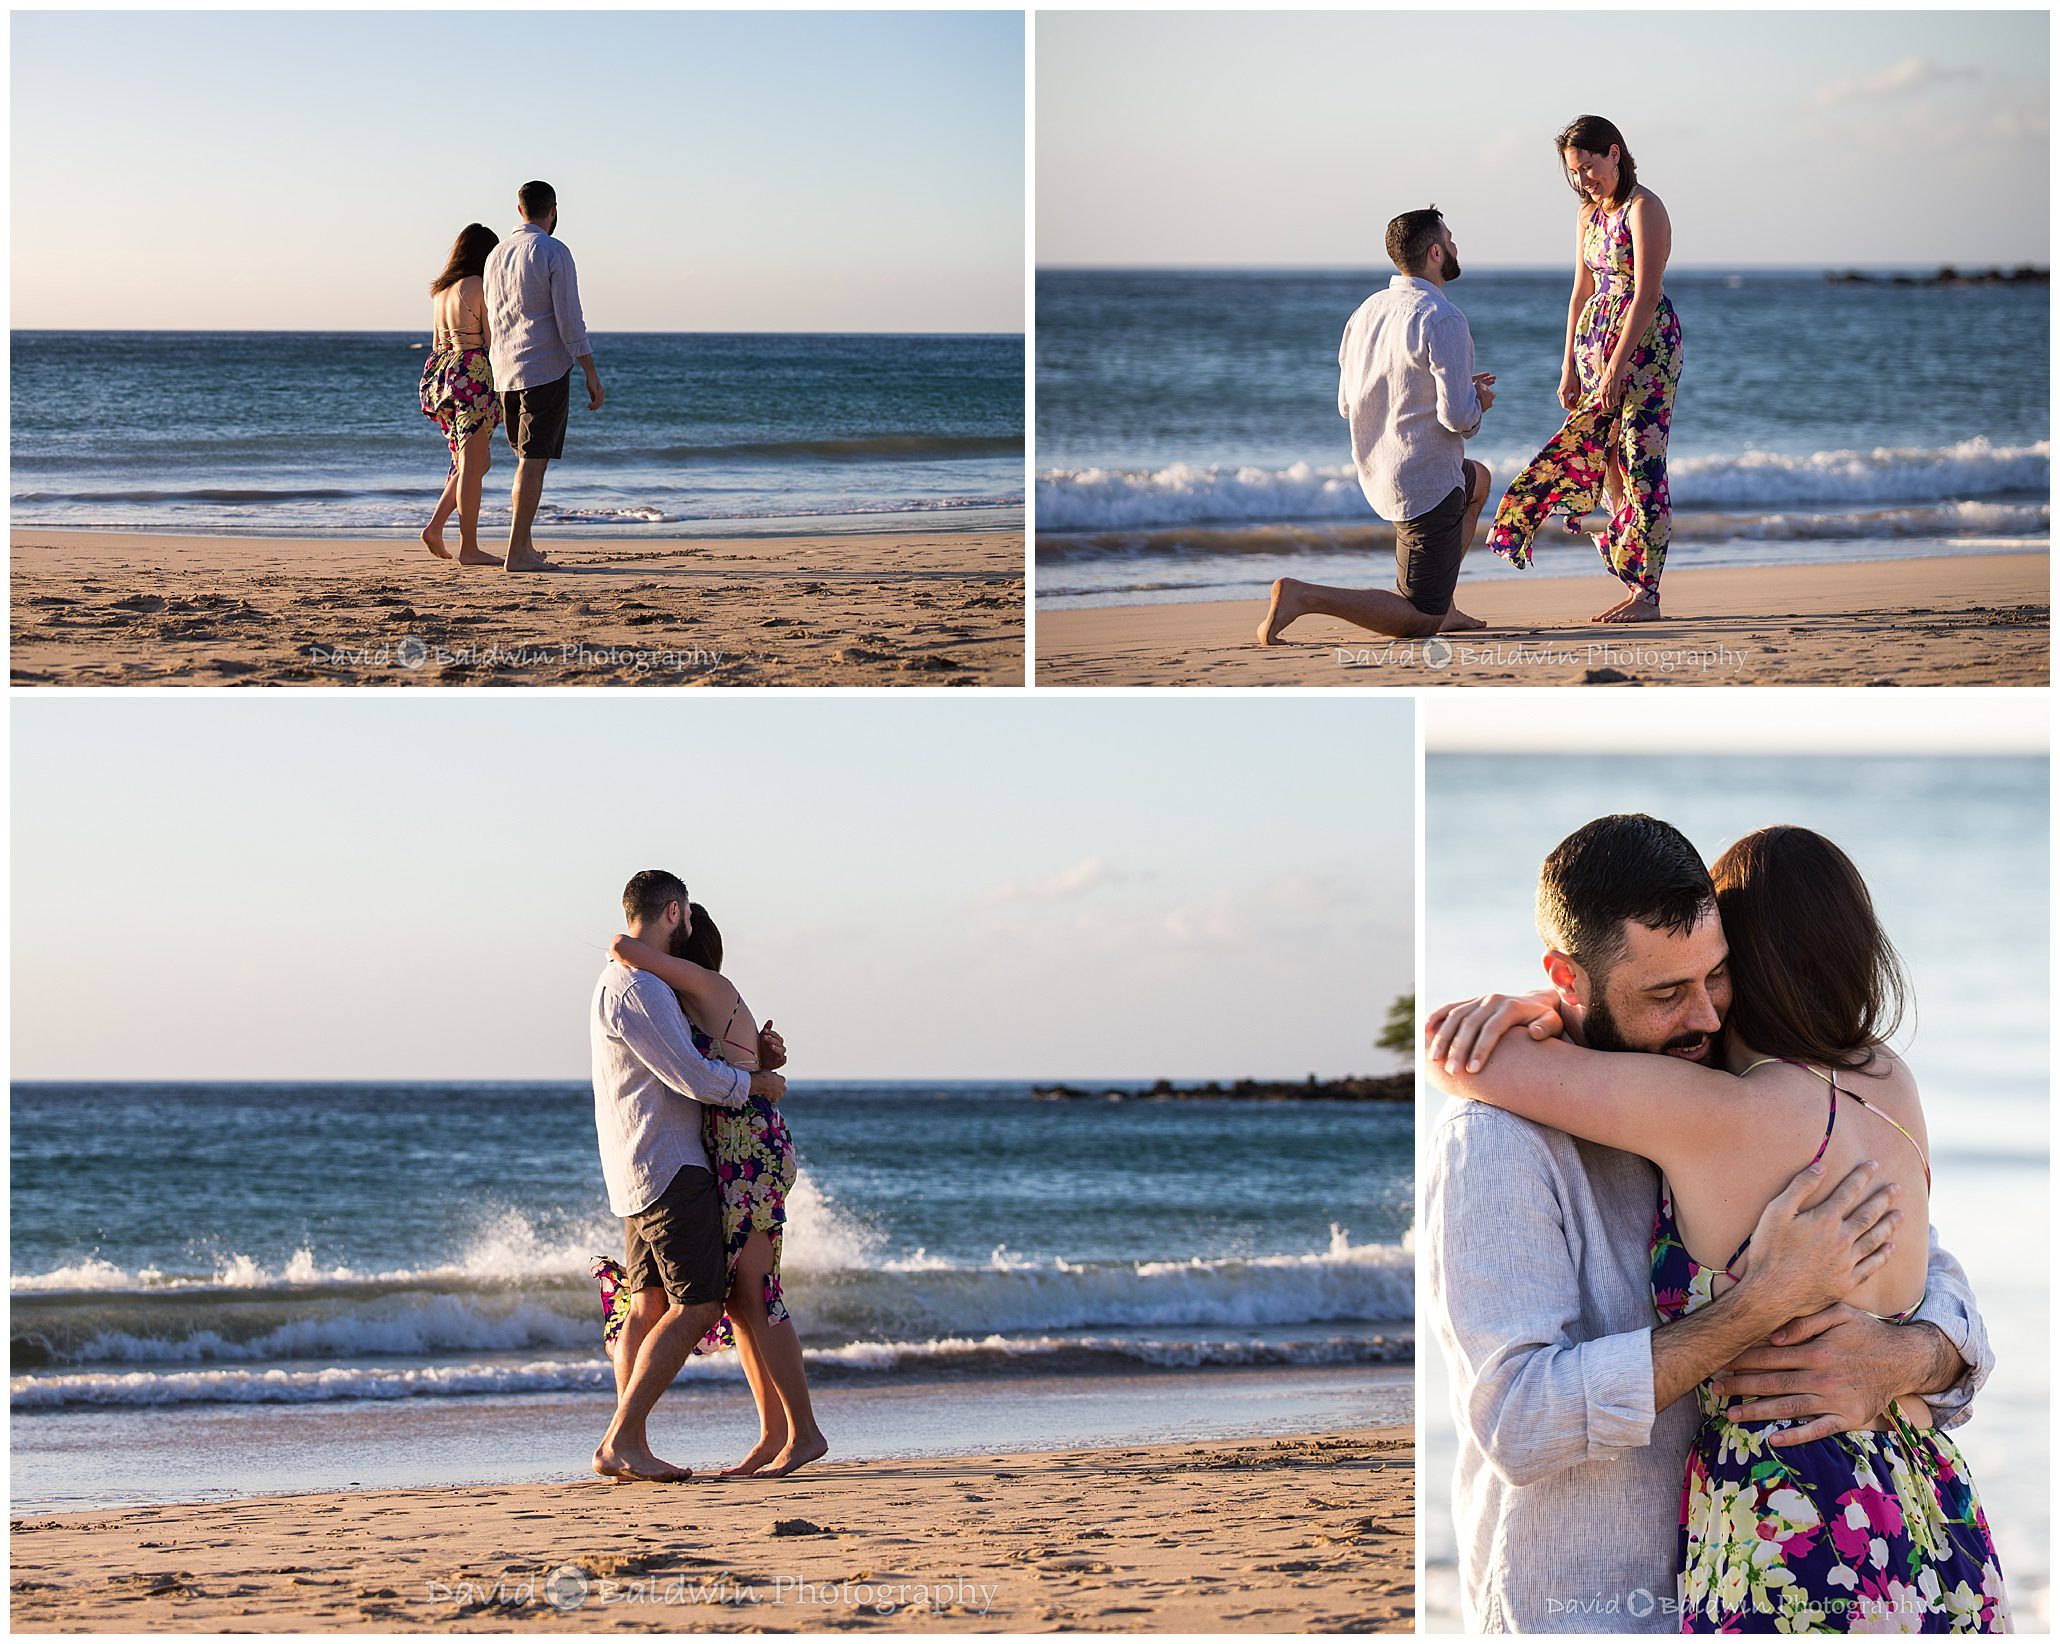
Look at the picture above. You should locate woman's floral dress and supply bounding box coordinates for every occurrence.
[417,338,502,477]
[1488,195,1683,603]
[688,1018,796,1356]
[1650,1082,2008,1634]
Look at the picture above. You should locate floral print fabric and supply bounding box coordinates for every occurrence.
[1488,201,1683,601]
[688,1023,795,1357]
[417,345,502,477]
[1652,1183,2008,1632]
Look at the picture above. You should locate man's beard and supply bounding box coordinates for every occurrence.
[666,920,695,959]
[1443,252,1462,281]
[1585,995,1712,1060]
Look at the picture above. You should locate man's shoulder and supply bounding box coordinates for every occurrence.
[1432,1097,1576,1162]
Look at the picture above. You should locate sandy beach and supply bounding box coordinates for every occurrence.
[7,1426,1412,1633]
[1034,551,2048,686]
[9,528,1024,687]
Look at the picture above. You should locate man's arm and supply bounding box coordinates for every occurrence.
[612,973,751,1109]
[1425,1106,1660,1487]
[1425,311,1483,438]
[1908,1225,1993,1425]
[551,244,601,410]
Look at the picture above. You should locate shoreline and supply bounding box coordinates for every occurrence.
[7,1422,1414,1632]
[10,527,1025,686]
[1033,550,2048,686]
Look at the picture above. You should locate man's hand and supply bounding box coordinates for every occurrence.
[1423,990,1564,1075]
[748,1069,786,1103]
[1731,1159,1900,1328]
[757,1019,787,1072]
[1473,372,1497,413]
[1712,1305,1954,1447]
[584,367,605,412]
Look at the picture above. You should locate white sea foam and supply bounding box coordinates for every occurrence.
[1036,438,2050,533]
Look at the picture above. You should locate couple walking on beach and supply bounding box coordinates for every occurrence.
[1262,114,1683,647]
[586,870,827,1483]
[1422,814,2008,1632]
[418,180,605,572]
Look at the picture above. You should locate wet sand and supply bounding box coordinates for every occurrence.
[9,528,1024,686]
[7,1427,1413,1633]
[1033,551,2048,686]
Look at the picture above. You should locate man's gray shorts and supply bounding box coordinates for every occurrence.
[623,1164,725,1305]
[1394,458,1485,617]
[503,371,571,460]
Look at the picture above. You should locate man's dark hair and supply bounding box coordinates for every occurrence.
[518,180,557,221]
[1385,206,1446,276]
[622,869,687,926]
[1536,815,1714,981]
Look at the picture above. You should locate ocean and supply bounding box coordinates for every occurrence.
[1035,270,2050,607]
[1418,753,2050,1630]
[10,1081,1411,1512]
[10,331,1024,537]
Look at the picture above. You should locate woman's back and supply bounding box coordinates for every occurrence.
[432,276,486,348]
[1666,1046,1932,1323]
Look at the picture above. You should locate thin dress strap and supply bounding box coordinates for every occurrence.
[1719,1058,1837,1277]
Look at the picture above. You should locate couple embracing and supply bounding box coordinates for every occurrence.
[1425,815,2008,1632]
[586,870,826,1483]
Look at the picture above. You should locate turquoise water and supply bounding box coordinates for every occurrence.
[1419,753,2049,1629]
[10,1080,1409,1504]
[10,331,1024,535]
[1035,270,2049,605]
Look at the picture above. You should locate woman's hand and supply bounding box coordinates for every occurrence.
[1423,990,1566,1076]
[1597,355,1633,409]
[1558,360,1582,413]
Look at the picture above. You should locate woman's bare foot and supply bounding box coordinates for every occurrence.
[421,527,453,560]
[1590,592,1638,623]
[592,1443,693,1483]
[457,546,504,567]
[720,1434,790,1477]
[1258,578,1306,645]
[763,1432,829,1478]
[1598,594,1662,624]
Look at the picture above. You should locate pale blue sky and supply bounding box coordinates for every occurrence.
[1038,10,2049,268]
[11,698,1412,1082]
[11,11,1024,332]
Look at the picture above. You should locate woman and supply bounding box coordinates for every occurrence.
[1426,828,2006,1633]
[418,224,504,566]
[590,904,828,1478]
[1488,115,1683,623]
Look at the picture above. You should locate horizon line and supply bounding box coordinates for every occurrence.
[1036,261,2050,275]
[8,326,1028,339]
[8,1071,1405,1086]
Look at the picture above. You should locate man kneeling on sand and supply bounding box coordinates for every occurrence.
[1261,206,1496,646]
[590,870,787,1482]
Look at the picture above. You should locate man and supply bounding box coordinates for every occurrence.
[483,179,605,572]
[590,868,786,1482]
[1422,814,1993,1632]
[1259,205,1498,646]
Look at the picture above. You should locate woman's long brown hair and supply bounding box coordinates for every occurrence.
[430,224,499,295]
[1712,827,1909,1071]
[1556,115,1639,208]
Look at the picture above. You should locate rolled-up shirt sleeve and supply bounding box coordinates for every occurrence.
[1426,1106,1657,1488]
[612,973,748,1109]
[1910,1227,1993,1429]
[550,243,592,362]
[1425,309,1482,438]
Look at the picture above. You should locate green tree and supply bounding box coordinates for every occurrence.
[1377,993,1415,1057]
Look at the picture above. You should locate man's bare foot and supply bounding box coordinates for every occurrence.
[1258,578,1306,645]
[421,527,452,560]
[1440,607,1487,632]
[763,1432,829,1478]
[457,546,504,567]
[719,1434,790,1477]
[505,548,554,573]
[1598,595,1662,624]
[593,1443,692,1483]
